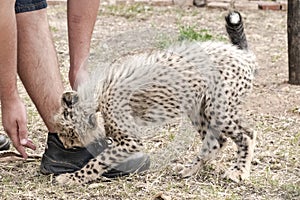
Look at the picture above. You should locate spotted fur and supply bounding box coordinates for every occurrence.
[54,11,257,185]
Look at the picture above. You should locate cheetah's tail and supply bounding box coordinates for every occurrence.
[225,11,248,50]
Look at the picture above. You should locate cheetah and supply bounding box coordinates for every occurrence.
[54,11,257,185]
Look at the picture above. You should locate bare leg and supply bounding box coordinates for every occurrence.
[0,0,36,157]
[16,9,64,133]
[67,0,100,90]
[0,1,17,92]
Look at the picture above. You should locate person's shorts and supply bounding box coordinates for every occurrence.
[15,0,47,14]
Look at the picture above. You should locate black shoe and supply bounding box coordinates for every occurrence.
[0,135,10,151]
[40,133,150,178]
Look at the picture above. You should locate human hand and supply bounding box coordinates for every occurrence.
[1,96,36,159]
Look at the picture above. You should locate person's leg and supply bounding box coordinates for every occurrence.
[14,5,99,174]
[16,9,63,133]
[0,1,15,153]
[67,0,100,90]
[14,2,95,173]
[0,0,35,156]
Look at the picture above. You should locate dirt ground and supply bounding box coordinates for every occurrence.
[0,3,299,200]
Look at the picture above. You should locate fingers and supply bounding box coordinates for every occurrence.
[20,138,36,150]
[1,98,36,159]
[6,123,37,159]
[18,123,37,151]
[9,133,36,159]
[7,129,28,159]
[15,144,28,159]
[17,113,28,142]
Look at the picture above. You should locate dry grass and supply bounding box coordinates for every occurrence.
[0,4,299,200]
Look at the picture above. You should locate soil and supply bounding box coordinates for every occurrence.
[0,4,299,200]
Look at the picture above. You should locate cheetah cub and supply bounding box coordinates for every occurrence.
[55,11,257,185]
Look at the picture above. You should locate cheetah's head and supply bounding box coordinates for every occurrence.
[54,91,105,149]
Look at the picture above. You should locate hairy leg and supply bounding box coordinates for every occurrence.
[0,0,36,158]
[16,9,64,133]
[67,0,100,90]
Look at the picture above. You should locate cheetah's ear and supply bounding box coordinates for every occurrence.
[61,91,80,108]
[88,114,97,129]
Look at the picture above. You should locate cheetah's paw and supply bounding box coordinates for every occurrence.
[172,163,184,173]
[55,173,79,186]
[223,168,250,183]
[177,162,203,178]
[173,163,195,177]
[176,158,206,178]
[178,166,198,178]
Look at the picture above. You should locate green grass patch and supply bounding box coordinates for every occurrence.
[156,25,227,49]
[178,26,213,41]
[178,26,226,42]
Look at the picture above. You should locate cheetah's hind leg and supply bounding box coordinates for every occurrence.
[178,126,227,178]
[223,129,257,182]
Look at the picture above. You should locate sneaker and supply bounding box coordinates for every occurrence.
[40,133,150,178]
[0,135,10,151]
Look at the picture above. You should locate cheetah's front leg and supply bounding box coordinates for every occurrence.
[55,156,108,185]
[56,142,141,185]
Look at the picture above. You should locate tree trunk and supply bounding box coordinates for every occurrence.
[288,0,300,85]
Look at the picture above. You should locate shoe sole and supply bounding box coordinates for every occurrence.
[102,152,151,178]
